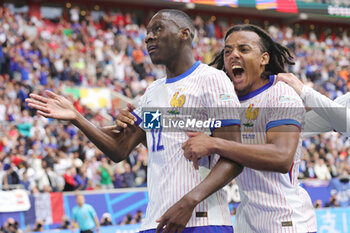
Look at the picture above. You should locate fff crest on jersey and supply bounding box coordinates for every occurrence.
[243,103,259,129]
[168,88,186,115]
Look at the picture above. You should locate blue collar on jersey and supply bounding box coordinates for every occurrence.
[166,61,201,84]
[238,75,276,101]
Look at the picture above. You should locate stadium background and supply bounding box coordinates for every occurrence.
[0,0,349,232]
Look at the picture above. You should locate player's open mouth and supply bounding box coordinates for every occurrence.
[232,65,245,81]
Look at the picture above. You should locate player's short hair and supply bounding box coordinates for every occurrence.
[210,24,295,79]
[158,9,195,40]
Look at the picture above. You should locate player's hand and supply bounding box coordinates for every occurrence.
[182,132,214,170]
[275,73,303,96]
[115,103,137,129]
[155,195,196,233]
[25,90,78,120]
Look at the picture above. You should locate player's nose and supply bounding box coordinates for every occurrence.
[145,31,156,44]
[230,48,241,59]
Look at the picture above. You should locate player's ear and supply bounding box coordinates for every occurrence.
[181,28,191,41]
[261,52,269,66]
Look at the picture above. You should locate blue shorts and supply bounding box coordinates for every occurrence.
[140,225,233,233]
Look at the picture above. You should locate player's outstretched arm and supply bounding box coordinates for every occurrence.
[276,73,349,136]
[26,90,145,162]
[300,86,349,136]
[156,125,243,233]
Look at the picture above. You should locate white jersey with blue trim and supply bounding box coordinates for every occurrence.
[132,61,241,231]
[235,77,317,233]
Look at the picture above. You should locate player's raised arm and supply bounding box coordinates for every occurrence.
[26,90,145,162]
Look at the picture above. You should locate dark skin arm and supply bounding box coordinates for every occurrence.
[102,103,147,147]
[183,124,300,173]
[155,125,243,233]
[26,90,146,163]
[73,112,146,162]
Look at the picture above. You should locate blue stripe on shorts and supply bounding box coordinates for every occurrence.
[139,225,233,233]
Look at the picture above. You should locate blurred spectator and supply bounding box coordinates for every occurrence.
[329,171,350,207]
[19,171,31,192]
[325,194,340,208]
[58,216,70,230]
[70,6,80,23]
[133,210,143,224]
[97,157,113,189]
[0,218,21,233]
[32,220,44,232]
[63,167,77,191]
[304,161,316,179]
[327,157,338,178]
[112,166,124,189]
[204,18,215,38]
[313,199,323,209]
[120,214,133,225]
[132,147,147,187]
[122,163,135,188]
[2,163,19,190]
[314,158,331,180]
[100,213,113,226]
[78,166,90,190]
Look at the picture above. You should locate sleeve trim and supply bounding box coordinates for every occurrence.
[266,119,301,132]
[132,111,142,126]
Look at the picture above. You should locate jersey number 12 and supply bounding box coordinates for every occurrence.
[151,127,164,152]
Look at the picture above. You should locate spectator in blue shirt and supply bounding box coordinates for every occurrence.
[113,166,124,189]
[20,171,31,191]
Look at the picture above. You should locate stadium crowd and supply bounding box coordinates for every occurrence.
[0,5,349,208]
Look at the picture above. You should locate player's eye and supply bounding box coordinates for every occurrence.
[156,26,162,32]
[224,49,232,56]
[240,46,250,53]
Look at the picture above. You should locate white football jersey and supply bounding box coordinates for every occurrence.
[133,61,241,231]
[235,77,317,233]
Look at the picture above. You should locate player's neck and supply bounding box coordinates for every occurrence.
[236,78,270,97]
[165,52,196,79]
[249,78,270,93]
